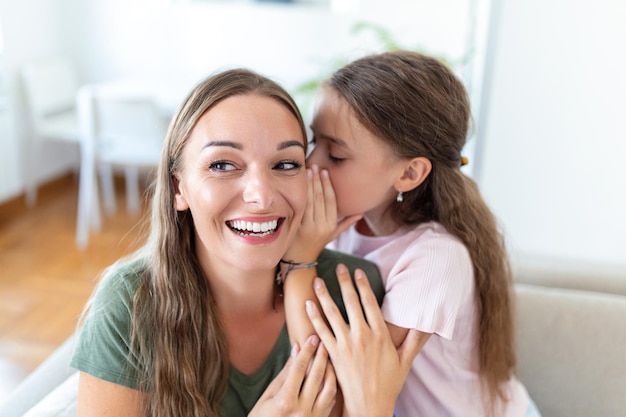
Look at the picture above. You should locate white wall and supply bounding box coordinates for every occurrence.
[476,0,626,271]
[7,0,621,276]
[69,0,473,113]
[0,0,474,203]
[0,0,80,202]
[0,0,477,201]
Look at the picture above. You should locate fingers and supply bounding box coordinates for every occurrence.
[397,329,431,373]
[305,279,350,358]
[305,166,321,223]
[334,264,367,327]
[312,361,338,417]
[308,165,338,225]
[319,167,338,220]
[283,335,320,396]
[301,343,336,410]
[305,297,340,354]
[352,268,388,333]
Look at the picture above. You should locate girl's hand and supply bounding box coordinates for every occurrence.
[250,335,337,417]
[284,165,361,262]
[305,265,424,417]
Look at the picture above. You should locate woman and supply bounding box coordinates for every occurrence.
[70,68,420,417]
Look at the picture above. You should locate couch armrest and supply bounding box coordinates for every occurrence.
[0,335,77,417]
[515,283,626,417]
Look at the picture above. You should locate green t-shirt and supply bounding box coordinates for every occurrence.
[70,249,383,416]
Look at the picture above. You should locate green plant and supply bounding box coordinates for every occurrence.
[293,20,469,119]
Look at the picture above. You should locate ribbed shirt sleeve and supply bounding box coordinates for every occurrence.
[380,229,473,339]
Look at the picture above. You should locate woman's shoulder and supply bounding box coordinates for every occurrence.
[318,248,379,276]
[317,248,385,308]
[90,258,148,312]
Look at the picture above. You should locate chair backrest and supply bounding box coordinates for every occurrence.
[21,57,80,123]
[78,85,165,166]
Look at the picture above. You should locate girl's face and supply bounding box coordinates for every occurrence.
[307,89,408,227]
[174,94,307,276]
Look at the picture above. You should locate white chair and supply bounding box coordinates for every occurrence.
[21,57,81,206]
[75,85,165,248]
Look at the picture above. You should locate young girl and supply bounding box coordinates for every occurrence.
[287,50,542,417]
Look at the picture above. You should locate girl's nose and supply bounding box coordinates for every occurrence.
[305,145,321,167]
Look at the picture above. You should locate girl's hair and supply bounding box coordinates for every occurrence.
[327,50,515,415]
[126,68,306,417]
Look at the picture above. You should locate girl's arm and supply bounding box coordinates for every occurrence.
[283,166,360,346]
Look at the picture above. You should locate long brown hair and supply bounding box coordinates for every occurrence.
[125,69,306,417]
[327,50,515,415]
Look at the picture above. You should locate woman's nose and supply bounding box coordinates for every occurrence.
[242,169,275,208]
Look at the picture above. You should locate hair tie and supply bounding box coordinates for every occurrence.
[276,259,318,284]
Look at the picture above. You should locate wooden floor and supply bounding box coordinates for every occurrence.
[0,174,148,402]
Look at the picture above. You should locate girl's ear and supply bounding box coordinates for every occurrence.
[395,157,432,192]
[172,175,190,211]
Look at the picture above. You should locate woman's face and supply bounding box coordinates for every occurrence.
[174,94,307,276]
[307,89,407,221]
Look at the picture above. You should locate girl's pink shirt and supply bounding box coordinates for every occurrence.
[329,221,529,417]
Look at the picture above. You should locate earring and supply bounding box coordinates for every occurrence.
[396,191,403,202]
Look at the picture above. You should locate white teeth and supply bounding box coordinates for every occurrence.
[229,219,278,234]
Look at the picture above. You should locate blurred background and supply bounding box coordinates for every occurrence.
[0,0,625,397]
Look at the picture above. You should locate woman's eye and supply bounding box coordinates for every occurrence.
[275,160,303,170]
[209,161,236,171]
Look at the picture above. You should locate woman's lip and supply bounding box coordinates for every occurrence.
[227,216,282,223]
[226,217,284,235]
[227,218,285,245]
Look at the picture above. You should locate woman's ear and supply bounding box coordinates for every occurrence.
[395,157,432,193]
[172,175,189,211]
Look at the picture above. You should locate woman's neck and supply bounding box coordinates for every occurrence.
[197,251,278,315]
[212,269,278,315]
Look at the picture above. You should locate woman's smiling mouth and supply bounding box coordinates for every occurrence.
[226,219,282,237]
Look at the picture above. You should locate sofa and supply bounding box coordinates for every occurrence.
[2,264,626,417]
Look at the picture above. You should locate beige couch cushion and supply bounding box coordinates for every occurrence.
[515,283,626,417]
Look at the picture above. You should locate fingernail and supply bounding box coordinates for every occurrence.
[308,335,320,347]
[321,169,329,179]
[313,278,324,289]
[336,264,348,274]
[305,299,317,314]
[307,168,313,179]
[312,164,319,173]
[291,343,300,358]
[355,268,365,280]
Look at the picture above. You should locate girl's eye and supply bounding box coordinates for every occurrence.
[310,135,345,163]
[329,154,346,163]
[275,160,303,171]
[209,160,237,172]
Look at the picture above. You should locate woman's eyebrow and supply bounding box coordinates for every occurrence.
[203,141,243,150]
[202,140,304,151]
[277,140,305,151]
